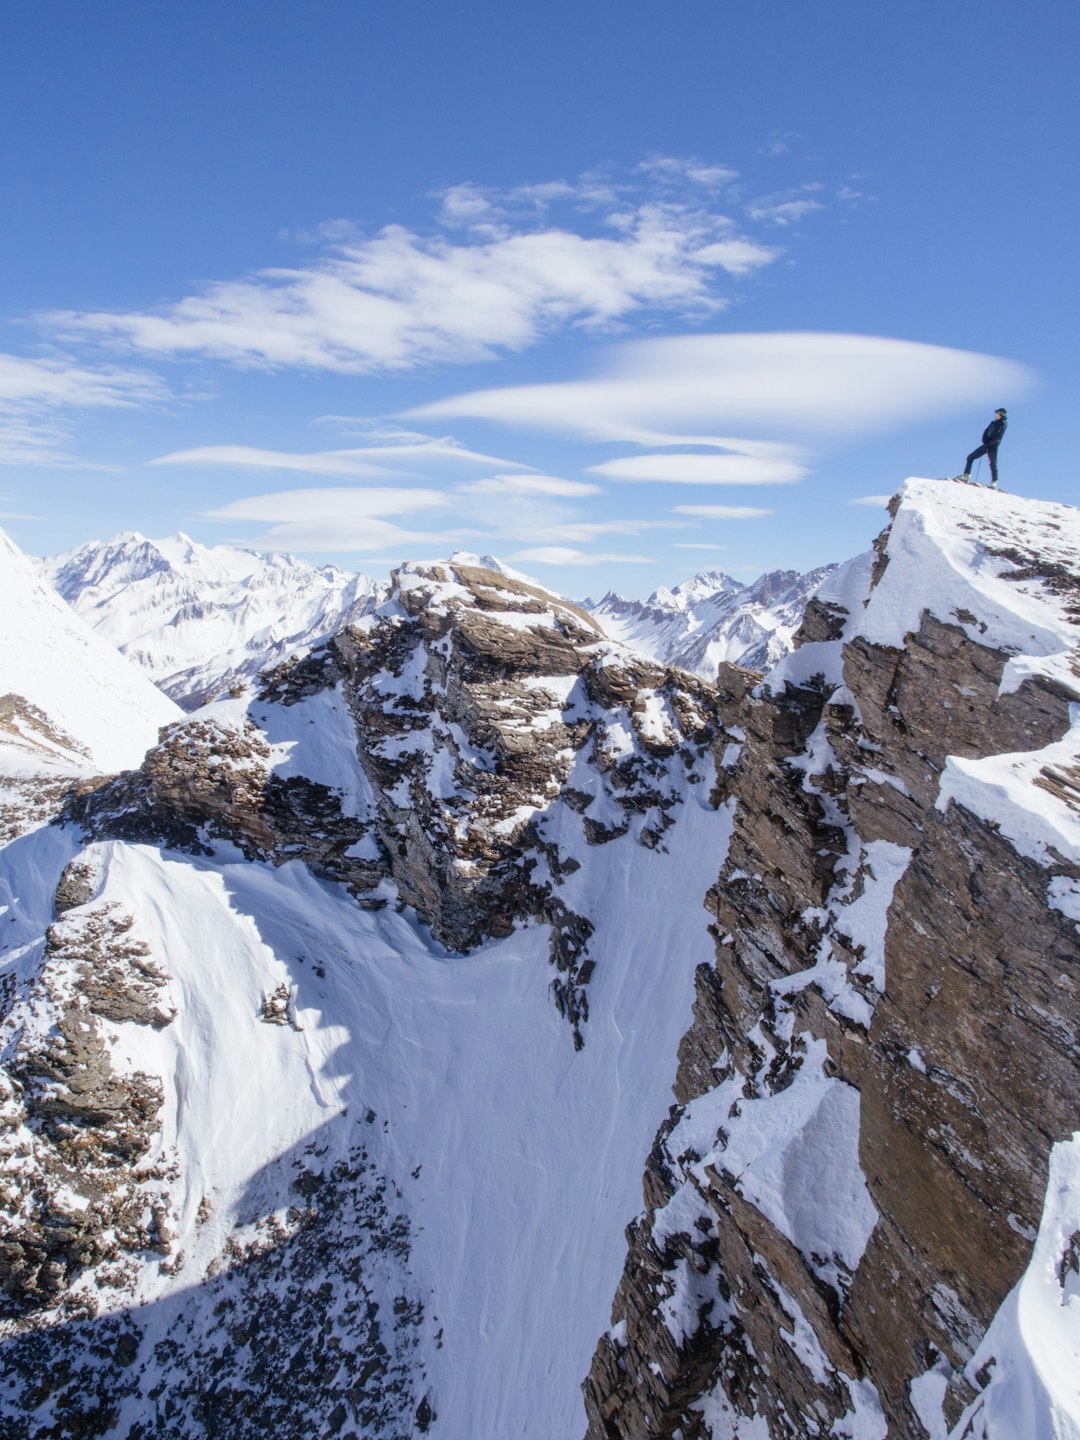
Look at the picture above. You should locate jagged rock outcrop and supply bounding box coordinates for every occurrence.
[67,558,725,1046]
[584,481,1080,1439]
[0,855,175,1322]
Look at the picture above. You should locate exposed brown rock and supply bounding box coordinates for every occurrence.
[584,513,1080,1438]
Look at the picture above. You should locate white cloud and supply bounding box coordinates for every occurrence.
[45,168,782,374]
[200,486,476,554]
[0,352,165,409]
[850,493,894,506]
[637,155,740,189]
[152,435,530,480]
[413,332,1034,448]
[748,196,823,226]
[589,454,803,485]
[674,504,773,519]
[692,239,779,276]
[499,517,685,544]
[673,542,727,550]
[458,473,601,498]
[508,546,654,566]
[0,353,167,466]
[203,487,448,523]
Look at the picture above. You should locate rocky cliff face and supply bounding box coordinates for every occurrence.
[583,480,1080,1439]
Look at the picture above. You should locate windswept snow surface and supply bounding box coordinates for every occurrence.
[858,480,1080,661]
[0,525,180,774]
[0,754,731,1437]
[41,530,383,707]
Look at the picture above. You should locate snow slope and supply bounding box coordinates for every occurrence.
[41,530,383,708]
[0,749,730,1440]
[0,525,180,774]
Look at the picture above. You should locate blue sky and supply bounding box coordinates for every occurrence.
[1,0,1076,597]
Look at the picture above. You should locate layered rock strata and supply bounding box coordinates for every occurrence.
[584,482,1080,1438]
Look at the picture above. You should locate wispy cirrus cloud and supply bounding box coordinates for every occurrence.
[674,504,773,519]
[589,454,804,485]
[747,184,825,226]
[0,353,165,410]
[193,463,678,561]
[200,485,469,554]
[508,546,654,566]
[43,163,785,375]
[411,332,1034,520]
[0,352,168,466]
[457,474,601,498]
[152,432,530,481]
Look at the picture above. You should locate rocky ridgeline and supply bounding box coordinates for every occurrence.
[67,558,724,1047]
[583,483,1080,1437]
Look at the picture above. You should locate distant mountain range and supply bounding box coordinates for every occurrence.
[41,531,383,709]
[583,564,837,677]
[41,532,835,706]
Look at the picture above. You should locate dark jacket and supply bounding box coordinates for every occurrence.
[983,416,1007,448]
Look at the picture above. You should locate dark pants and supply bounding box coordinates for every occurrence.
[964,444,999,485]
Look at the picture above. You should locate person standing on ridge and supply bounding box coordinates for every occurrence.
[960,408,1007,487]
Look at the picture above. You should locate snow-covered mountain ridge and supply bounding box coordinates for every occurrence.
[42,531,834,703]
[1,477,1078,1439]
[41,530,384,709]
[0,541,732,1437]
[584,478,1080,1439]
[585,563,837,678]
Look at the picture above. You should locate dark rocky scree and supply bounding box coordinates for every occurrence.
[0,1136,432,1440]
[583,515,1080,1436]
[66,560,726,1048]
[0,856,175,1325]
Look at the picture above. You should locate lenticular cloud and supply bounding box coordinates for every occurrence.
[413,332,1035,448]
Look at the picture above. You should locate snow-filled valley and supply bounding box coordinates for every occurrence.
[2,478,1079,1440]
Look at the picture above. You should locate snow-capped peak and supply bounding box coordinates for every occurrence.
[587,562,837,678]
[0,526,180,775]
[41,531,385,709]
